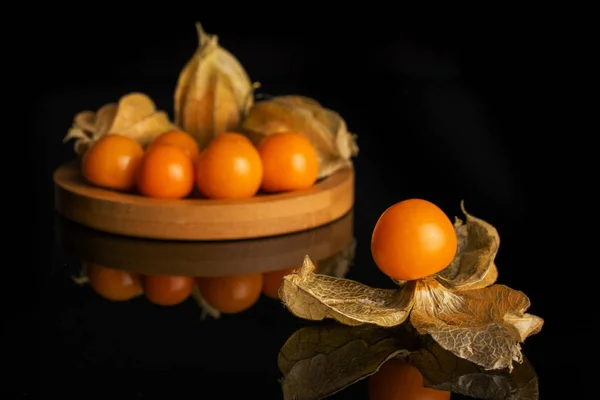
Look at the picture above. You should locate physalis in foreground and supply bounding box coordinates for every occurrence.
[279,199,543,371]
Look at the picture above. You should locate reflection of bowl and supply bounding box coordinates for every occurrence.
[56,209,354,277]
[53,161,354,241]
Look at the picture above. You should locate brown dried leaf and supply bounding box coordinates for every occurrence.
[241,96,358,179]
[410,279,544,371]
[279,323,415,400]
[436,201,501,291]
[109,92,156,133]
[411,341,539,399]
[279,256,415,327]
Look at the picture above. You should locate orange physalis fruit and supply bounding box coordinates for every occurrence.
[195,132,263,199]
[257,131,319,193]
[81,134,144,192]
[371,198,457,281]
[136,144,195,199]
[150,130,201,164]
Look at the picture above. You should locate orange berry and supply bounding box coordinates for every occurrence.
[371,199,457,281]
[257,131,319,193]
[195,132,263,199]
[86,264,143,301]
[136,144,195,199]
[150,130,200,163]
[81,134,144,192]
[143,275,194,306]
[369,358,451,400]
[195,274,263,314]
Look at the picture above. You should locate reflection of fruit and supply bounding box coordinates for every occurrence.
[368,358,451,400]
[196,273,263,313]
[81,134,144,191]
[143,275,194,306]
[257,131,319,193]
[150,130,200,163]
[86,264,143,301]
[262,267,298,299]
[136,145,195,199]
[195,132,263,199]
[371,199,457,281]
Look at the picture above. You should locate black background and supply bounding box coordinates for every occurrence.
[12,11,565,398]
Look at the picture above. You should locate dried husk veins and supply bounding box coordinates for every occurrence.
[279,204,544,371]
[279,256,415,327]
[241,95,359,179]
[279,323,416,400]
[411,341,539,400]
[63,93,177,155]
[278,323,539,400]
[174,22,255,149]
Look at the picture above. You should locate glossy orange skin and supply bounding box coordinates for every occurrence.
[196,273,263,314]
[195,132,263,199]
[369,358,451,400]
[136,144,195,199]
[262,267,298,299]
[143,275,194,306]
[81,134,144,192]
[371,199,457,281]
[150,130,200,164]
[86,264,143,301]
[257,132,319,193]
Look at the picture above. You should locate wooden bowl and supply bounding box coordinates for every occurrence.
[53,161,354,241]
[55,210,354,277]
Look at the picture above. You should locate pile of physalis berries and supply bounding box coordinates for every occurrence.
[279,199,544,372]
[63,22,358,199]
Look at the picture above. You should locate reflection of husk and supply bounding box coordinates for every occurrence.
[174,22,256,149]
[241,95,358,179]
[279,322,539,400]
[279,201,543,372]
[63,92,178,156]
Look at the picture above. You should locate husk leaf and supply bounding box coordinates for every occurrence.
[109,92,156,133]
[279,323,415,400]
[435,201,501,291]
[63,93,177,155]
[410,279,544,371]
[241,95,359,179]
[117,111,178,147]
[279,256,415,327]
[411,341,539,400]
[279,322,539,400]
[174,22,256,148]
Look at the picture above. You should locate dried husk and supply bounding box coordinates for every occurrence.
[174,22,256,149]
[278,322,539,400]
[279,202,544,371]
[279,256,415,327]
[241,95,359,179]
[63,92,177,155]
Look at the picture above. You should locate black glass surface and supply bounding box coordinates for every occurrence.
[19,17,556,399]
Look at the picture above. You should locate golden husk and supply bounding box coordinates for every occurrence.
[278,322,539,400]
[241,95,359,179]
[174,22,256,149]
[279,202,544,372]
[63,92,177,155]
